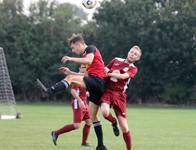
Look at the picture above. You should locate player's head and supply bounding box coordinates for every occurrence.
[127,45,142,63]
[68,33,87,54]
[79,64,86,73]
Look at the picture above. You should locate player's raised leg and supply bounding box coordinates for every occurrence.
[37,75,86,95]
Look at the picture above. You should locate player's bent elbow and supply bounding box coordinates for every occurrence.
[86,59,93,65]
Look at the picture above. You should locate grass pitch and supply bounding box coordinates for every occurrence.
[0,103,196,150]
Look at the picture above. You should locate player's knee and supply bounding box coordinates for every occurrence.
[100,105,109,117]
[90,114,96,121]
[90,112,97,121]
[102,110,109,118]
[120,125,129,133]
[90,114,98,122]
[86,122,92,126]
[85,119,92,126]
[73,123,81,129]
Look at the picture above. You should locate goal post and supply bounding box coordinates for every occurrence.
[0,47,21,120]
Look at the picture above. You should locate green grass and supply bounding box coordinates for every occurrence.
[1,103,196,150]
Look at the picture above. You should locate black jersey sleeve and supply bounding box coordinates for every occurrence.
[85,45,96,54]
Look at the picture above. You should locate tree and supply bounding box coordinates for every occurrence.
[0,0,87,100]
[91,0,196,103]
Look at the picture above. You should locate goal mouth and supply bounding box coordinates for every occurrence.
[0,47,20,120]
[0,112,22,120]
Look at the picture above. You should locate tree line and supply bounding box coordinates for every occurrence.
[0,0,195,104]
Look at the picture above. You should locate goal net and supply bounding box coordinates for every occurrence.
[0,47,20,120]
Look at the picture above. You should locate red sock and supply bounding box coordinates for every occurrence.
[56,124,75,136]
[82,124,91,145]
[104,112,116,124]
[123,131,132,150]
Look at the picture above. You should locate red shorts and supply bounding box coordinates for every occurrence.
[71,100,90,123]
[100,89,127,118]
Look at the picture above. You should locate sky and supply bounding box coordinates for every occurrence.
[23,0,102,17]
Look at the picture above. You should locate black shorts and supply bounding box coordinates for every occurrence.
[83,75,105,105]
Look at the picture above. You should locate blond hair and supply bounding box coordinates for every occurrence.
[68,33,85,46]
[132,45,142,58]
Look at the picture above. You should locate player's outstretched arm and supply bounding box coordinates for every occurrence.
[61,53,94,65]
[58,67,84,76]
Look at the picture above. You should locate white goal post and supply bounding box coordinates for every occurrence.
[0,47,21,120]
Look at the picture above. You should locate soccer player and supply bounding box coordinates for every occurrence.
[38,33,107,150]
[100,46,142,150]
[51,65,91,147]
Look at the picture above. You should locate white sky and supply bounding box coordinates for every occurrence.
[23,0,101,16]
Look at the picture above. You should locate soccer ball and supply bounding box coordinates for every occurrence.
[82,0,97,9]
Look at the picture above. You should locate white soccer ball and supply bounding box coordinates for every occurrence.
[82,0,97,9]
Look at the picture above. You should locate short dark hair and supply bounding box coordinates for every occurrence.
[68,33,85,46]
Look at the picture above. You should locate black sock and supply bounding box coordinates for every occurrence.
[49,80,69,94]
[93,121,103,146]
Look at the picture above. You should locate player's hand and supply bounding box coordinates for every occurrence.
[86,91,90,97]
[78,100,86,111]
[110,70,120,82]
[58,67,72,75]
[61,56,72,63]
[104,67,110,75]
